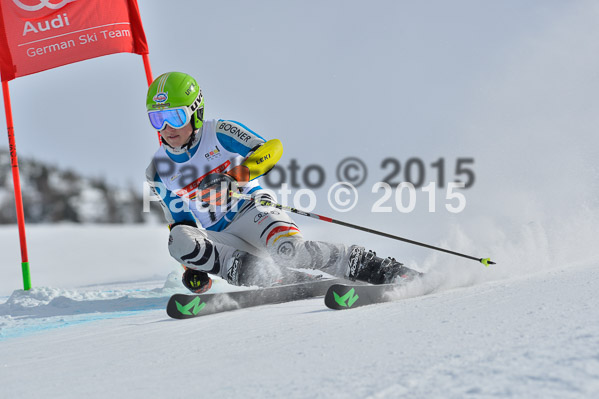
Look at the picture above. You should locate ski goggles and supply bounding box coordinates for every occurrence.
[147,107,192,131]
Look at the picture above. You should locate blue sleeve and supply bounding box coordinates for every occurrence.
[153,172,196,225]
[215,120,266,157]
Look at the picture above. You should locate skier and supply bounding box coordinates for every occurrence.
[145,72,419,293]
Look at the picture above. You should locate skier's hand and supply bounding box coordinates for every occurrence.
[198,172,239,206]
[226,165,250,185]
[182,268,212,294]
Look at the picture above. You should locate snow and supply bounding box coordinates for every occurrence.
[1,1,598,396]
[1,226,598,398]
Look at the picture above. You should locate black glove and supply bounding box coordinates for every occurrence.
[198,172,239,206]
[182,268,212,294]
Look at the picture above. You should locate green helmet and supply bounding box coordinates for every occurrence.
[146,72,204,131]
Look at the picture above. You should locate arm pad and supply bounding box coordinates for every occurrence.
[241,139,283,181]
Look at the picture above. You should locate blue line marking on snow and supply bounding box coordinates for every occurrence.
[0,309,161,341]
[0,288,175,341]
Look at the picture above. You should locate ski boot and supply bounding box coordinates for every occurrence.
[346,246,421,284]
[226,250,284,287]
[227,251,323,287]
[226,250,261,286]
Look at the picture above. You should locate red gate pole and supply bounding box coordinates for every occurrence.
[140,54,161,144]
[2,80,31,290]
[141,53,153,86]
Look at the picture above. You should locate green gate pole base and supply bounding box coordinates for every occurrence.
[22,261,31,291]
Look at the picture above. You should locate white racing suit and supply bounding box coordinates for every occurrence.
[147,119,350,286]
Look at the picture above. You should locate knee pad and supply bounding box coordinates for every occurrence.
[169,226,221,274]
[269,236,305,267]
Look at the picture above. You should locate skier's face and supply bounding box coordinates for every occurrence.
[161,122,193,148]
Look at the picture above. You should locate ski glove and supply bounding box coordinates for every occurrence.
[198,172,240,206]
[182,268,213,294]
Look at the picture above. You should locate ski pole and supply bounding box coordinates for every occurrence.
[231,192,495,267]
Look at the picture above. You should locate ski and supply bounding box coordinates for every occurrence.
[324,283,401,310]
[167,278,344,319]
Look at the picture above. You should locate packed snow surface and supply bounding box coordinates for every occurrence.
[1,225,598,398]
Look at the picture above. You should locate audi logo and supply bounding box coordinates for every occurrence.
[12,0,78,12]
